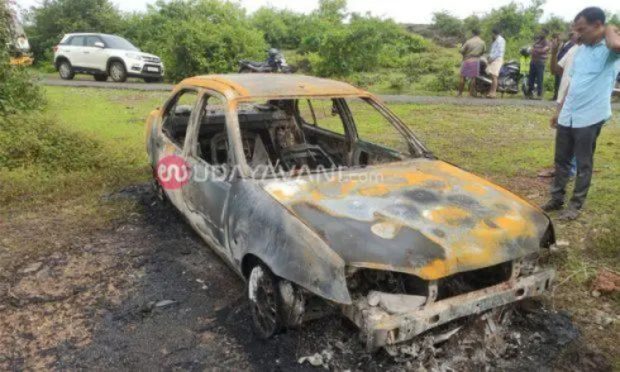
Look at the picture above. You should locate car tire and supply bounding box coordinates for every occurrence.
[109,61,127,82]
[248,263,284,339]
[58,61,74,80]
[94,73,108,82]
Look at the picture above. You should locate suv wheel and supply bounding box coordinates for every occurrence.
[58,61,74,80]
[94,73,108,82]
[248,263,283,339]
[109,62,127,82]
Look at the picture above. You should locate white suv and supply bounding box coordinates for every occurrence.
[53,33,164,83]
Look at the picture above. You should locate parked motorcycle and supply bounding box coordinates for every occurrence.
[238,48,292,73]
[474,57,521,96]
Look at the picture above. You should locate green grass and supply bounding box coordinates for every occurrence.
[0,87,167,208]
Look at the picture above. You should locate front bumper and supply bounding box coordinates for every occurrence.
[127,60,165,78]
[342,269,554,351]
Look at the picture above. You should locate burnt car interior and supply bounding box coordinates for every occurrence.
[162,93,415,174]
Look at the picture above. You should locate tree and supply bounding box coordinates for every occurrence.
[316,0,347,24]
[24,0,122,61]
[120,0,267,81]
[432,11,464,39]
[250,7,305,49]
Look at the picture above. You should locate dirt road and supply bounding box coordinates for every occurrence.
[41,77,618,108]
[0,185,611,371]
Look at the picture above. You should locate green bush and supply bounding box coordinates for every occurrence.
[387,72,408,92]
[346,72,381,88]
[1,0,43,114]
[0,113,109,172]
[422,61,459,92]
[120,0,267,81]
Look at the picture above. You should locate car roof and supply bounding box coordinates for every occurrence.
[178,73,369,100]
[62,33,119,38]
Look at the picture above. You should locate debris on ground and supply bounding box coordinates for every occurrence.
[591,268,620,294]
[19,261,43,274]
[298,348,333,369]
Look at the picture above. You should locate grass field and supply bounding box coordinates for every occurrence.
[1,86,618,365]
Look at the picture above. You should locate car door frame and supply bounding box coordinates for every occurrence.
[82,35,107,71]
[66,35,86,68]
[180,89,240,258]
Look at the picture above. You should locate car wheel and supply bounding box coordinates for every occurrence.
[94,73,108,82]
[109,62,127,82]
[58,61,74,80]
[248,263,283,339]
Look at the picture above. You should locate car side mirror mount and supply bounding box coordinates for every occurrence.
[94,41,105,48]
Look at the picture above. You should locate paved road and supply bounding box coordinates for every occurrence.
[40,77,620,108]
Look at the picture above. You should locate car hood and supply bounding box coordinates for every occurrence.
[261,159,551,280]
[139,52,160,60]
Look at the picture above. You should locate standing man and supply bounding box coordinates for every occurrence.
[551,33,577,101]
[486,28,506,98]
[457,28,486,97]
[542,7,620,220]
[527,28,551,99]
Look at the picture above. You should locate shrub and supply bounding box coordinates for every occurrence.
[120,0,267,81]
[387,72,408,92]
[0,0,43,114]
[346,72,381,88]
[0,113,110,172]
[422,61,459,92]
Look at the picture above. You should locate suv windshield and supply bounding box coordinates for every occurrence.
[101,35,139,51]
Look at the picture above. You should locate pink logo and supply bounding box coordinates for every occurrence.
[157,154,191,190]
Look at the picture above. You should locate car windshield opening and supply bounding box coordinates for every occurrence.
[193,97,419,179]
[102,35,139,51]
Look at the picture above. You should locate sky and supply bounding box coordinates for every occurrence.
[15,0,620,23]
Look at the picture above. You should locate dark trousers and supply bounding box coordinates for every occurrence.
[528,61,545,97]
[551,122,604,209]
[553,74,561,100]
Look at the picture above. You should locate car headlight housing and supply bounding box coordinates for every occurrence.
[125,52,142,61]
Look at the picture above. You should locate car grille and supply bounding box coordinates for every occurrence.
[142,56,160,63]
[141,64,162,74]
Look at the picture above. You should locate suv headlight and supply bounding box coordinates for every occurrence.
[125,52,143,61]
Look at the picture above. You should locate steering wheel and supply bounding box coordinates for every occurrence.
[279,144,336,171]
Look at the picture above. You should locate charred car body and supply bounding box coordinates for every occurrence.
[145,74,555,351]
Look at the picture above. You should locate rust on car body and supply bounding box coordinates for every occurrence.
[145,73,555,349]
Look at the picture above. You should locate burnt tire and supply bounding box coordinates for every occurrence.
[58,61,74,80]
[248,263,283,339]
[94,73,108,82]
[109,61,127,82]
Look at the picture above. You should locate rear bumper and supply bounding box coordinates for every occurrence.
[342,269,554,351]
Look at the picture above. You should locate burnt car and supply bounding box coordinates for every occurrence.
[145,74,555,351]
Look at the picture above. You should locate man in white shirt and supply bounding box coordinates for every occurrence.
[551,31,580,103]
[486,28,506,98]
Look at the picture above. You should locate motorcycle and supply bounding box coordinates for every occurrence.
[238,48,292,73]
[474,57,521,96]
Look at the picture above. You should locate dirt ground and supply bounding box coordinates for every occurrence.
[0,185,613,371]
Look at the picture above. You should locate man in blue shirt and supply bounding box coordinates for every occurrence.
[542,7,620,220]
